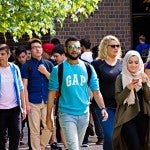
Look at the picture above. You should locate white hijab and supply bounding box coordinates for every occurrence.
[122,50,144,105]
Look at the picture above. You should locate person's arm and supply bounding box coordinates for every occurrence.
[140,73,150,103]
[15,65,27,119]
[38,64,50,79]
[20,90,26,120]
[115,75,131,105]
[145,68,150,78]
[22,78,31,114]
[46,90,56,131]
[92,90,108,121]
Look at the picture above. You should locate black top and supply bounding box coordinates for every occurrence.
[91,59,122,108]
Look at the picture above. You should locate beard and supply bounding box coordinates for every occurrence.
[66,52,80,60]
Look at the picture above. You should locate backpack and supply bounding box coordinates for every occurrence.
[58,62,92,94]
[140,44,150,63]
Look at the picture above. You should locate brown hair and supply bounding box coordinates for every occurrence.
[28,38,42,50]
[139,35,146,42]
[0,44,10,54]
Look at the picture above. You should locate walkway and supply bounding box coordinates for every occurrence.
[19,125,103,150]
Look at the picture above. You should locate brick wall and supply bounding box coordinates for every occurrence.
[44,0,132,55]
[0,0,132,54]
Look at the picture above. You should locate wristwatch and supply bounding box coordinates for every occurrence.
[101,107,106,111]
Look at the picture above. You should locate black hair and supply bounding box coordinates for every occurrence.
[51,38,60,45]
[52,44,65,55]
[15,46,27,56]
[80,38,91,49]
[92,45,98,59]
[65,36,78,47]
[139,35,146,42]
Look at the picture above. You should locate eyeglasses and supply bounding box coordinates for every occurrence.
[67,45,81,50]
[31,46,42,49]
[108,45,120,48]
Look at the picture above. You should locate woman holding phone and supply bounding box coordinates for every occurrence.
[113,50,150,150]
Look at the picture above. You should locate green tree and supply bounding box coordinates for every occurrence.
[0,0,101,41]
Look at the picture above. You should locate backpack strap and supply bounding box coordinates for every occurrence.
[58,62,63,94]
[84,62,92,85]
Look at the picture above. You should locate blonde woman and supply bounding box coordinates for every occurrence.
[91,35,122,150]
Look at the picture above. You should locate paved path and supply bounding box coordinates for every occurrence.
[19,125,103,150]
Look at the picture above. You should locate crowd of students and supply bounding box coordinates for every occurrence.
[0,35,150,150]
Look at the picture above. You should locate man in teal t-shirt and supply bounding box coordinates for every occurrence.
[46,36,108,150]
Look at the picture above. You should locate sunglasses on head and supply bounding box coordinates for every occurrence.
[67,45,81,50]
[108,45,120,48]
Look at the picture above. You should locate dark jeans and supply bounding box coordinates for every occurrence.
[91,106,104,141]
[83,110,104,144]
[92,103,115,150]
[82,103,104,144]
[122,112,148,150]
[0,106,21,150]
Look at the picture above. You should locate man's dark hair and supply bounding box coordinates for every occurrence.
[92,45,98,59]
[51,38,60,45]
[52,44,65,55]
[0,44,10,54]
[65,36,78,47]
[15,46,27,56]
[139,35,146,42]
[80,38,91,49]
[28,38,42,50]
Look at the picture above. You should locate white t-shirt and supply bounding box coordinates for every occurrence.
[0,66,17,109]
[80,51,93,63]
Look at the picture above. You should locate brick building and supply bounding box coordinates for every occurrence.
[0,0,150,55]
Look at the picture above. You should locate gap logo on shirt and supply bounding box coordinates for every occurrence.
[66,74,86,86]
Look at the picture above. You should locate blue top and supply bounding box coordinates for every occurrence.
[48,60,99,115]
[135,43,150,56]
[21,58,53,104]
[0,63,24,111]
[145,61,150,69]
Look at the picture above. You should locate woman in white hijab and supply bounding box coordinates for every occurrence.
[113,50,150,150]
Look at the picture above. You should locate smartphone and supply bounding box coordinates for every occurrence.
[132,79,139,83]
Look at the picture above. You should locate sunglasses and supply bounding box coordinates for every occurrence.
[108,45,120,48]
[67,45,81,50]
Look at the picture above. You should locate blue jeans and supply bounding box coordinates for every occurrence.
[94,106,115,150]
[90,103,104,141]
[59,112,89,150]
[0,106,21,150]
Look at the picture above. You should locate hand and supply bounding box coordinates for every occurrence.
[140,73,148,83]
[38,64,47,75]
[26,104,31,115]
[127,80,139,90]
[101,109,108,122]
[46,115,54,132]
[22,109,27,120]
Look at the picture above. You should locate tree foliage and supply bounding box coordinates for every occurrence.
[0,0,101,41]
